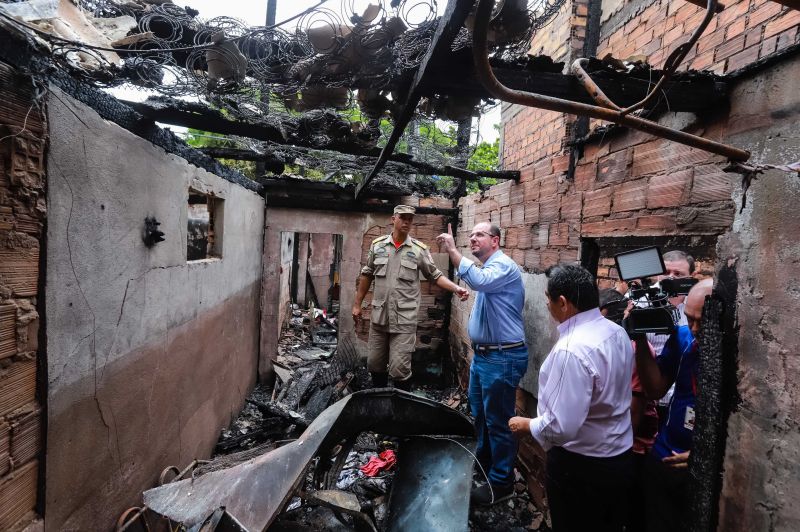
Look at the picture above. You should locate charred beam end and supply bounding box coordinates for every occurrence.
[355,0,476,199]
[201,147,520,182]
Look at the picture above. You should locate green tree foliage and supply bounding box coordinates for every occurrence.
[184,128,257,179]
[465,138,499,194]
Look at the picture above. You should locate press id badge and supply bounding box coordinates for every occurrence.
[684,406,695,431]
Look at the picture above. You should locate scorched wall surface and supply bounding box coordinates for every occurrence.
[44,88,265,531]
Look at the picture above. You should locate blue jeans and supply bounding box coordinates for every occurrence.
[469,345,528,487]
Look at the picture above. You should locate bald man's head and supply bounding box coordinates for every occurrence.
[684,278,714,338]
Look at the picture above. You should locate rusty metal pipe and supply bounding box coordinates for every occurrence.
[617,0,718,116]
[471,0,750,162]
[571,58,622,110]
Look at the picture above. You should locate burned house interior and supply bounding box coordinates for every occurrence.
[0,0,798,531]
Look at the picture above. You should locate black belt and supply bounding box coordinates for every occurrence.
[473,341,525,353]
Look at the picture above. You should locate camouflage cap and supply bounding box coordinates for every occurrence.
[393,204,416,215]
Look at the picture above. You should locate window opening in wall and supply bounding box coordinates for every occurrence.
[187,191,224,261]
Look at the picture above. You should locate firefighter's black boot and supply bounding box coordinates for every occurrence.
[393,377,412,392]
[370,372,389,388]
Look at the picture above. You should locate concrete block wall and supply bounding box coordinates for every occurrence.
[0,61,44,532]
[451,0,800,515]
[44,87,265,531]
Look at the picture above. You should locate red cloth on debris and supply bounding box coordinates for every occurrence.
[359,450,396,477]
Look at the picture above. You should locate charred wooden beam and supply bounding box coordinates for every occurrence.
[122,98,288,143]
[424,64,728,114]
[355,0,475,198]
[200,146,519,181]
[261,180,457,215]
[121,97,388,157]
[266,197,458,216]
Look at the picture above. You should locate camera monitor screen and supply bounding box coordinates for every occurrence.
[614,246,666,281]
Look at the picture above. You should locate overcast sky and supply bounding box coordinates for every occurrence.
[165,0,500,142]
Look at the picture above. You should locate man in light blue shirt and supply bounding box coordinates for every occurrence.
[437,221,527,505]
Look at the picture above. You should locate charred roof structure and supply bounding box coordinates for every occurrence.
[1,0,799,531]
[0,0,748,206]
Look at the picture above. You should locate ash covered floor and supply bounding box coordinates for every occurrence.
[197,309,547,531]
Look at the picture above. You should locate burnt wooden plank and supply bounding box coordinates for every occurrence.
[282,368,318,411]
[354,0,476,198]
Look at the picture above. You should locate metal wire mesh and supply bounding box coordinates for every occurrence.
[3,0,564,178]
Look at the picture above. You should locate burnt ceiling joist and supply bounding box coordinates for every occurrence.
[261,178,458,216]
[354,0,475,199]
[427,58,728,115]
[199,146,519,182]
[125,96,519,183]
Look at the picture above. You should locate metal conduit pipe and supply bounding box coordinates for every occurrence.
[470,0,750,162]
[571,58,622,111]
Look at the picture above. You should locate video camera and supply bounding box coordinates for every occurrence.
[613,246,698,335]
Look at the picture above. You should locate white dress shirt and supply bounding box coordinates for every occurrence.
[529,308,634,457]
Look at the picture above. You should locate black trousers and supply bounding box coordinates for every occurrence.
[546,446,634,532]
[626,452,648,532]
[645,453,689,532]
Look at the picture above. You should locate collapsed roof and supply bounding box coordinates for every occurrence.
[0,0,732,202]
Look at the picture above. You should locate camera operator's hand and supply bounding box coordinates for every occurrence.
[623,300,635,320]
[663,450,690,469]
[622,315,646,342]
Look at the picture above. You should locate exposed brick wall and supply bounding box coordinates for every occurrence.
[502,108,568,169]
[598,0,800,74]
[454,0,799,513]
[0,61,44,531]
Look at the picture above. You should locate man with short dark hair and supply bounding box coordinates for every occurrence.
[509,264,634,532]
[437,221,526,505]
[661,250,695,278]
[649,250,695,417]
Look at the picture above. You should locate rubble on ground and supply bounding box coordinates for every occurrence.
[143,307,546,531]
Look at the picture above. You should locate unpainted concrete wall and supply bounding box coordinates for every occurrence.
[45,88,265,531]
[716,55,800,532]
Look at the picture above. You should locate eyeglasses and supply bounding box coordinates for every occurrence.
[469,231,499,239]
